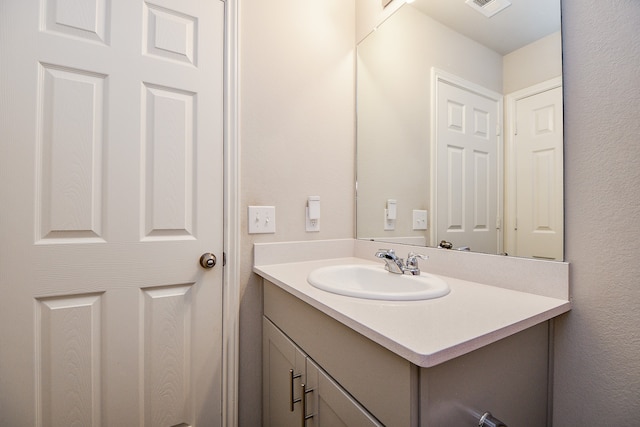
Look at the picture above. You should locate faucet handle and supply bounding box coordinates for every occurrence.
[406,252,428,267]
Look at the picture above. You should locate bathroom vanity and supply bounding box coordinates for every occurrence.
[255,240,571,427]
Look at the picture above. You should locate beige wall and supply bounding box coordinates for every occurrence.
[355,0,403,43]
[503,31,562,94]
[554,0,640,424]
[238,0,355,425]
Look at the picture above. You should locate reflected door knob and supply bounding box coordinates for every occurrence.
[199,253,217,269]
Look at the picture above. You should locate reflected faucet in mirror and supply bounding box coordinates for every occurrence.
[356,0,564,261]
[438,241,471,251]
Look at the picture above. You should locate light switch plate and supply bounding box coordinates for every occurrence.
[248,206,276,234]
[413,209,428,230]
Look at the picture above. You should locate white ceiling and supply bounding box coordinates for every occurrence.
[409,0,561,55]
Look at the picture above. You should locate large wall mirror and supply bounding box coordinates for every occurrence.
[356,0,564,260]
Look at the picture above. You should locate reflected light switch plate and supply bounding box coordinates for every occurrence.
[413,210,427,230]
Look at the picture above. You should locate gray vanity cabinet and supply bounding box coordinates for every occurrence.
[263,318,307,427]
[264,318,383,427]
[263,280,417,427]
[263,280,550,427]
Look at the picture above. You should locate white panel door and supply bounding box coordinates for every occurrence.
[0,0,225,426]
[515,87,564,260]
[435,78,501,254]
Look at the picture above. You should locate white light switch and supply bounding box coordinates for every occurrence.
[412,209,428,230]
[248,206,276,234]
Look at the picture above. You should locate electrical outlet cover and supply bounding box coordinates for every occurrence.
[305,207,320,232]
[384,209,395,231]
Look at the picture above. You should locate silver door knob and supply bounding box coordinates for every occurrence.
[199,253,217,269]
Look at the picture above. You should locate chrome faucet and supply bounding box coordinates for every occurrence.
[375,249,428,275]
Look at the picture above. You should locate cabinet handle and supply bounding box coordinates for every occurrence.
[300,383,314,426]
[289,369,302,411]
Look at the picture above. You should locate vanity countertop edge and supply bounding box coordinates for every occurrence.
[253,240,571,368]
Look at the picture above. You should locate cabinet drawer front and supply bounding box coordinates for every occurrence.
[264,281,417,427]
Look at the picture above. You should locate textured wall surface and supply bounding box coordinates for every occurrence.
[554,0,640,424]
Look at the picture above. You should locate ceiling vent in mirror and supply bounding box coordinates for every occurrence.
[465,0,512,18]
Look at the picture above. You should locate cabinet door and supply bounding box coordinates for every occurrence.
[305,359,383,427]
[264,318,307,427]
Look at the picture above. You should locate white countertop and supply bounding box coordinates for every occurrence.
[254,255,571,368]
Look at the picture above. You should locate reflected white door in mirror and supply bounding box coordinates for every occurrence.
[431,69,502,256]
[505,78,564,260]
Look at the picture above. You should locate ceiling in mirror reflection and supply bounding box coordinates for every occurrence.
[410,0,561,55]
[356,0,563,261]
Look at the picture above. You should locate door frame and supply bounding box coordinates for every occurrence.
[503,77,562,257]
[430,68,504,252]
[223,0,240,426]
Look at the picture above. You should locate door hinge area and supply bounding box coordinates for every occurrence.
[223,252,227,267]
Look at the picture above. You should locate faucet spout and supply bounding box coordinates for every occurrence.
[374,249,405,274]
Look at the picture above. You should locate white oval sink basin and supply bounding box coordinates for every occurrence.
[307,264,450,301]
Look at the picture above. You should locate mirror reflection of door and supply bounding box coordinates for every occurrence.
[513,84,564,260]
[432,70,502,254]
